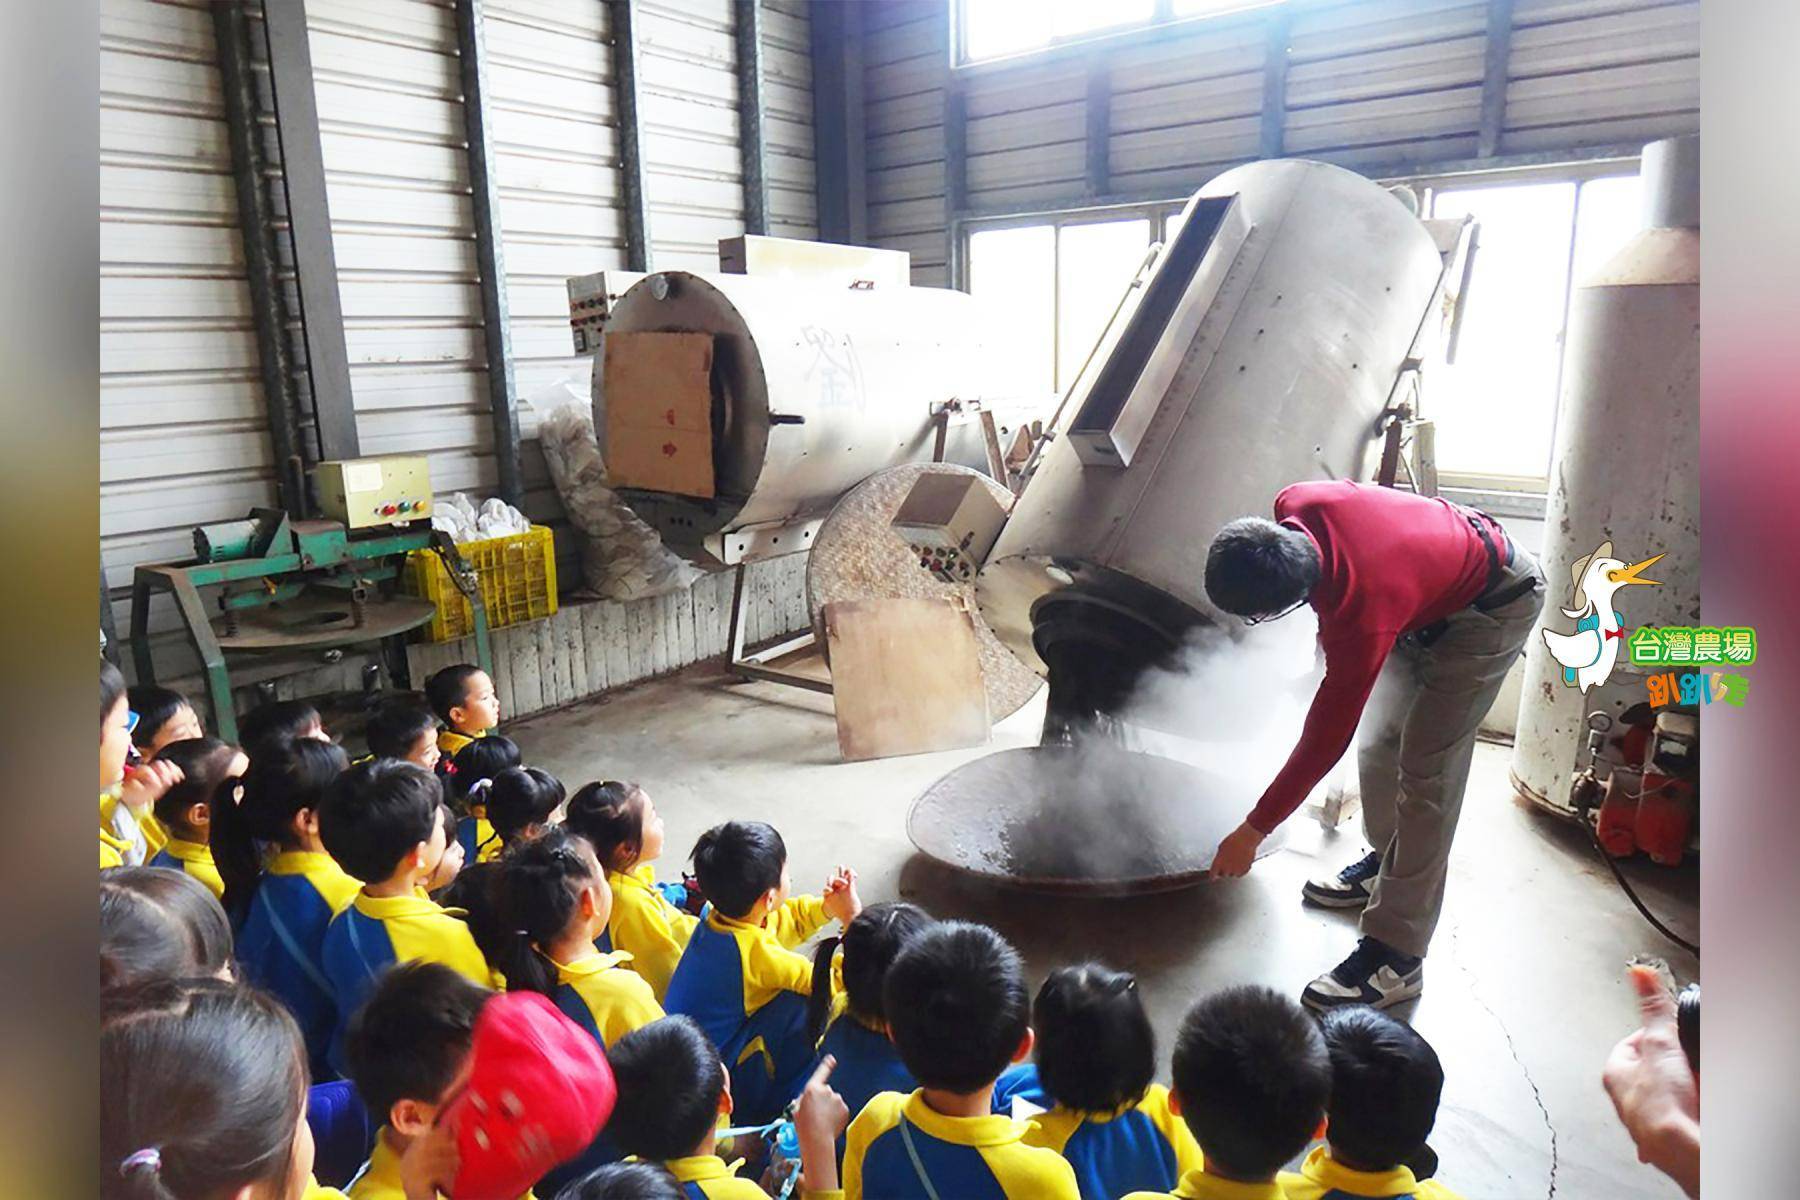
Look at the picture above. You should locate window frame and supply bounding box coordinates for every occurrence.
[959,157,1644,510]
[952,0,1283,71]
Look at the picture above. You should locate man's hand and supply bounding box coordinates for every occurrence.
[1602,965,1699,1198]
[1208,820,1266,879]
[795,1054,850,1194]
[822,865,862,926]
[119,759,183,815]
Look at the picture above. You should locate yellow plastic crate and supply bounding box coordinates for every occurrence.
[403,526,557,642]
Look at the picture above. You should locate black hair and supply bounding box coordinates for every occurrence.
[1170,985,1331,1180]
[1203,517,1322,618]
[365,701,438,761]
[448,734,522,810]
[100,978,306,1200]
[467,826,602,997]
[426,663,485,725]
[344,961,491,1123]
[1032,963,1157,1114]
[148,737,239,836]
[318,758,445,885]
[884,921,1029,1094]
[488,767,566,845]
[554,1161,685,1200]
[100,867,234,990]
[1318,1006,1444,1171]
[438,861,504,951]
[807,901,934,1043]
[604,1017,726,1162]
[212,737,348,922]
[565,781,650,873]
[237,698,323,754]
[103,658,127,727]
[689,820,785,920]
[127,685,192,751]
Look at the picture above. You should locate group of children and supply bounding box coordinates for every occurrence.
[99,655,1465,1200]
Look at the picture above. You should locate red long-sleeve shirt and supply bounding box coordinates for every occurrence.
[1245,482,1502,835]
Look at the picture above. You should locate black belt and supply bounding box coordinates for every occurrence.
[1463,507,1537,612]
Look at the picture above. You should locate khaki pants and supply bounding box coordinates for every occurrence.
[1356,548,1545,958]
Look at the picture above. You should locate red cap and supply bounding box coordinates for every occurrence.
[441,991,616,1199]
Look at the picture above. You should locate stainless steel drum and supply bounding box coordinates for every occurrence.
[906,743,1284,895]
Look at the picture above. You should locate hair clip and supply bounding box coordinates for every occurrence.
[469,777,494,796]
[119,1148,162,1176]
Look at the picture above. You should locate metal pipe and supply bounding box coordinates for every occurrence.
[734,0,769,237]
[1085,59,1110,197]
[611,0,653,272]
[1258,6,1290,160]
[260,0,359,461]
[1476,0,1516,159]
[453,0,523,504]
[214,0,307,515]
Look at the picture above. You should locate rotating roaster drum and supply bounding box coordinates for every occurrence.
[975,159,1450,739]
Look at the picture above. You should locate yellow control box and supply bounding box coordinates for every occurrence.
[314,456,433,530]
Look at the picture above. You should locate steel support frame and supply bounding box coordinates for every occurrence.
[734,0,769,236]
[1085,59,1110,197]
[611,0,653,271]
[944,77,969,290]
[215,0,308,515]
[1477,0,1517,160]
[259,0,359,461]
[453,0,523,504]
[1258,4,1291,161]
[726,563,832,695]
[809,0,867,244]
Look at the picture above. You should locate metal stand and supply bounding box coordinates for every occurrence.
[726,561,832,695]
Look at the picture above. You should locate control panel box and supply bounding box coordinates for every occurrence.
[891,472,1009,585]
[314,456,433,530]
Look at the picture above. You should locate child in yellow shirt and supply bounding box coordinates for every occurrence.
[127,683,204,757]
[146,736,247,901]
[605,1015,770,1199]
[446,735,521,864]
[1279,1007,1465,1200]
[427,663,500,761]
[664,820,862,1126]
[565,780,696,1000]
[1122,987,1330,1200]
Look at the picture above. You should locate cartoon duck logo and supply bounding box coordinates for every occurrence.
[1540,541,1663,692]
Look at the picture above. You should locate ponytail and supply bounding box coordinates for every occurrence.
[806,935,842,1045]
[487,767,566,846]
[101,979,306,1200]
[447,735,521,812]
[564,781,648,873]
[821,902,933,1040]
[468,826,600,997]
[214,738,348,923]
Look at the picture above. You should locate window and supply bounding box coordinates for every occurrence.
[969,207,1177,402]
[1425,172,1644,487]
[958,0,1279,65]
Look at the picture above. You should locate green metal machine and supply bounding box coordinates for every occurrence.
[130,505,493,743]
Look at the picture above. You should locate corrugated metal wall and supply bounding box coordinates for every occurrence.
[861,0,1700,283]
[100,0,279,637]
[99,0,818,715]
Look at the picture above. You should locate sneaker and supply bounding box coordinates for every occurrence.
[1301,850,1381,909]
[1302,936,1423,1012]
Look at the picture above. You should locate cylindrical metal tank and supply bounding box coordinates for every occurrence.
[596,271,1004,546]
[974,159,1451,727]
[1512,136,1700,814]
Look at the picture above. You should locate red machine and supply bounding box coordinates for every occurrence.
[1591,710,1698,866]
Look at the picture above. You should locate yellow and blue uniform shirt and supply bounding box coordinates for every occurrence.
[550,948,665,1047]
[1279,1147,1463,1200]
[828,1089,1081,1200]
[1123,1168,1290,1200]
[816,1005,916,1138]
[664,895,831,1125]
[148,836,225,900]
[598,863,699,1000]
[321,890,496,1062]
[665,1154,766,1199]
[237,849,363,1077]
[304,1177,349,1199]
[347,1129,536,1200]
[100,792,168,868]
[439,728,503,863]
[995,1067,1202,1200]
[438,726,484,760]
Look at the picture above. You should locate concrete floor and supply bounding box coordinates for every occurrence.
[512,663,1698,1200]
